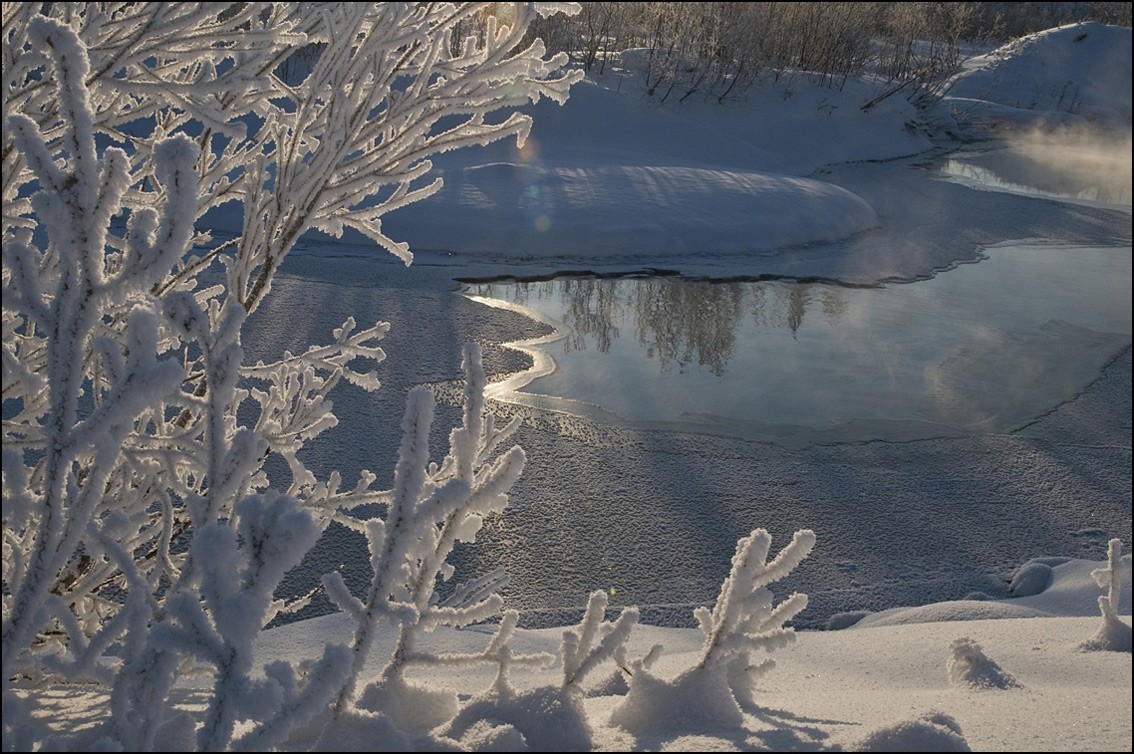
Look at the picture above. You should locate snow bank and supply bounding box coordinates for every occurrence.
[377,73,932,261]
[944,22,1133,130]
[247,569,1133,751]
[853,555,1133,629]
[382,162,877,261]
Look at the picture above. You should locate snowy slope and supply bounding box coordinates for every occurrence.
[943,21,1133,130]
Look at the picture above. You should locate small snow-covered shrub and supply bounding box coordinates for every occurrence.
[443,589,638,751]
[1080,538,1133,653]
[610,528,815,735]
[947,637,1022,690]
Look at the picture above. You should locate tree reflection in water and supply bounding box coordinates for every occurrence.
[632,279,744,376]
[563,278,621,353]
[471,276,847,377]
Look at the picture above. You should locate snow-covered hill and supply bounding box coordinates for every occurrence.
[943,21,1133,129]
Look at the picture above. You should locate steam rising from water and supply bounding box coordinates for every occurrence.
[943,126,1133,206]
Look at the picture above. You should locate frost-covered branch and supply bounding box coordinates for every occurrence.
[3,3,582,750]
[230,3,584,312]
[332,344,527,722]
[561,589,640,690]
[393,609,555,692]
[696,528,816,672]
[611,528,816,734]
[241,317,390,500]
[1081,538,1132,653]
[1092,538,1132,623]
[2,14,191,686]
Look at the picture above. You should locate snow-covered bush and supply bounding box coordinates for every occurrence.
[339,344,532,730]
[1080,538,1133,653]
[610,528,816,734]
[443,588,639,751]
[947,637,1022,690]
[2,3,581,750]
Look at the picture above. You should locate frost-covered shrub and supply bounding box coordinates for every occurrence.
[1080,538,1133,653]
[335,345,538,731]
[610,528,815,734]
[1007,555,1070,597]
[947,637,1022,690]
[2,4,581,750]
[443,589,638,751]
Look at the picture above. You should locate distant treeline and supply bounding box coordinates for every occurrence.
[513,2,1132,103]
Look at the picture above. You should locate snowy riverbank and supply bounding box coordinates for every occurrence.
[6,11,1129,750]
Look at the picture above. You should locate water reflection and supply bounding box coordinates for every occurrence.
[467,243,1131,444]
[633,279,745,375]
[476,277,846,376]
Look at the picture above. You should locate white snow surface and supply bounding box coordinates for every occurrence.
[943,21,1133,130]
[246,558,1129,751]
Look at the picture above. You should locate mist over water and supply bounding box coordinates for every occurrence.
[940,127,1133,206]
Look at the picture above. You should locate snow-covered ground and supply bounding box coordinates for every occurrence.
[942,22,1132,131]
[250,558,1129,751]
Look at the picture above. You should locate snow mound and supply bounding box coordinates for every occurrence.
[854,600,1049,628]
[827,611,871,630]
[585,669,629,698]
[356,678,458,734]
[1009,561,1055,597]
[311,710,460,752]
[851,712,971,752]
[443,685,593,753]
[1017,557,1133,617]
[944,22,1133,129]
[857,554,1133,628]
[384,163,878,260]
[453,720,529,752]
[610,663,749,737]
